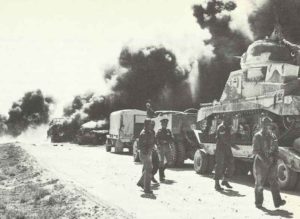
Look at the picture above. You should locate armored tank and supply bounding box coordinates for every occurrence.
[194,29,300,190]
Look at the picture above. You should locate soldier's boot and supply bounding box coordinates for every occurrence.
[221,180,233,189]
[272,191,286,208]
[151,176,158,184]
[215,180,224,191]
[159,168,165,182]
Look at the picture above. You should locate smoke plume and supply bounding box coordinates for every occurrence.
[5,90,54,137]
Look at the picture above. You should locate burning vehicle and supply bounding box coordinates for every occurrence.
[75,120,108,145]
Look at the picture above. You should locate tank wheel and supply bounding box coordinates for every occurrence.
[234,160,251,176]
[206,155,215,174]
[277,159,298,190]
[133,139,140,162]
[175,142,185,167]
[167,143,177,168]
[114,140,124,153]
[194,149,209,174]
[105,139,112,152]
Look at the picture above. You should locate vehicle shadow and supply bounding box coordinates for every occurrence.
[258,206,293,218]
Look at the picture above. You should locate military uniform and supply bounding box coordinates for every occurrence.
[253,130,284,208]
[156,127,173,181]
[214,123,235,189]
[137,128,156,193]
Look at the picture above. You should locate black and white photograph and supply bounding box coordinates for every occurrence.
[0,0,300,218]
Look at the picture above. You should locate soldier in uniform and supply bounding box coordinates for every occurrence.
[137,119,156,194]
[252,117,286,208]
[156,116,173,182]
[151,120,159,183]
[214,115,238,191]
[146,100,157,118]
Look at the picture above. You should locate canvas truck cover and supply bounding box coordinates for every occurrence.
[109,109,146,140]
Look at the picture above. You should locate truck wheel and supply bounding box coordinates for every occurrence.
[105,139,112,152]
[234,160,251,176]
[277,159,298,190]
[133,139,140,162]
[167,143,177,168]
[194,149,208,174]
[206,155,215,174]
[175,142,185,167]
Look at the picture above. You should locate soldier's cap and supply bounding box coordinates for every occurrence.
[261,117,272,125]
[160,115,169,122]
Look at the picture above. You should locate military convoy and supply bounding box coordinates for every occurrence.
[193,30,300,190]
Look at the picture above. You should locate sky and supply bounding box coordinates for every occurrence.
[0,0,211,116]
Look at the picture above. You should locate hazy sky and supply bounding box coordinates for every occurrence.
[0,0,212,116]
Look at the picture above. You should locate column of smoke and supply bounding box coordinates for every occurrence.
[0,89,54,139]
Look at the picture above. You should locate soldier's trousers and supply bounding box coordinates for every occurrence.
[253,156,282,207]
[152,149,159,176]
[214,150,234,181]
[138,152,153,192]
[157,144,172,168]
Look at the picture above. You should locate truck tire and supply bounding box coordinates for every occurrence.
[277,159,298,190]
[167,143,177,168]
[234,160,251,176]
[206,155,215,174]
[175,142,185,167]
[105,139,112,152]
[194,149,208,174]
[133,139,140,162]
[114,140,123,153]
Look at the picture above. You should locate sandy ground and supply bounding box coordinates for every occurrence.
[13,141,300,219]
[0,143,133,219]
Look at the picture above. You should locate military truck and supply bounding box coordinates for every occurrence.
[193,29,300,190]
[47,118,70,143]
[75,120,108,145]
[133,110,198,167]
[106,109,147,153]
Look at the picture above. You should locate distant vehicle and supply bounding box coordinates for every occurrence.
[106,109,147,153]
[133,110,198,167]
[193,29,300,190]
[75,120,108,145]
[47,118,70,143]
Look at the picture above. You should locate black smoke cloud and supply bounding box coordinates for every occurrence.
[249,0,300,43]
[5,90,54,136]
[107,46,193,109]
[193,0,250,103]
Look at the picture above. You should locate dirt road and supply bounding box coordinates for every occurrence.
[18,142,300,219]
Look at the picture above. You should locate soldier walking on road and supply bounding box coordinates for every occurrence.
[156,116,173,182]
[214,115,239,191]
[252,117,286,208]
[137,119,156,194]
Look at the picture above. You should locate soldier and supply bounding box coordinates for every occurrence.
[252,117,286,208]
[146,100,157,118]
[214,115,239,191]
[151,120,159,183]
[137,119,156,194]
[156,116,173,182]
